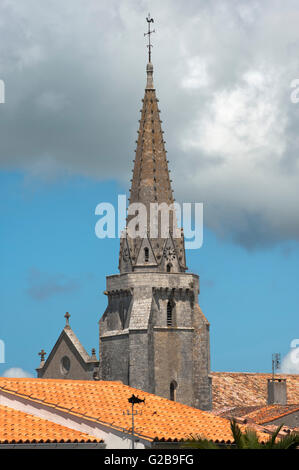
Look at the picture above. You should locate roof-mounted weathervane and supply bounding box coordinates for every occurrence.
[123,394,145,450]
[144,13,155,62]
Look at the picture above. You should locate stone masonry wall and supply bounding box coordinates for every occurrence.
[99,271,212,409]
[41,336,94,380]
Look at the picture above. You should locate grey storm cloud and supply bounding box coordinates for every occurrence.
[1,0,299,248]
[26,267,80,301]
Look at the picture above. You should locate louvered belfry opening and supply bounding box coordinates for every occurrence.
[167,301,173,326]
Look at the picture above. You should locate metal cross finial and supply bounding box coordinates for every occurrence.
[144,13,155,63]
[64,311,70,326]
[38,349,46,362]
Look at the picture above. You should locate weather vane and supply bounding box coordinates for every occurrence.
[144,13,155,63]
[123,394,145,450]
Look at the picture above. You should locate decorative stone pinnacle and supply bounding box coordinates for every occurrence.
[64,311,70,326]
[38,349,46,362]
[146,62,154,90]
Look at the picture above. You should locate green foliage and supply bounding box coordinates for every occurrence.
[181,419,299,449]
[183,437,220,449]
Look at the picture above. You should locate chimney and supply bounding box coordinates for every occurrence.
[267,378,287,405]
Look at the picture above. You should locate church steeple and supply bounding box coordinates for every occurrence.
[101,18,211,411]
[129,62,174,209]
[119,15,186,274]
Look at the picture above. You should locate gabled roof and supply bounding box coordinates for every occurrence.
[39,324,97,374]
[0,377,269,444]
[62,325,91,363]
[211,372,299,409]
[0,404,102,444]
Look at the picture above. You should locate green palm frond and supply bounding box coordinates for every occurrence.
[264,424,283,448]
[230,419,246,448]
[179,420,299,450]
[243,428,261,449]
[273,432,299,449]
[182,434,221,449]
[183,438,221,449]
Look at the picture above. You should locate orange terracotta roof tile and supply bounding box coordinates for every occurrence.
[0,377,269,444]
[0,404,103,444]
[263,424,299,436]
[213,405,263,418]
[242,404,299,425]
[211,372,299,409]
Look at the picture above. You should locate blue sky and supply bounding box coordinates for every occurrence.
[0,170,298,376]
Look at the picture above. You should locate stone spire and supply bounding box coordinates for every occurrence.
[129,62,174,209]
[119,17,186,274]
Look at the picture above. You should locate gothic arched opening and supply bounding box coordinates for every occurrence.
[144,247,149,262]
[170,380,177,401]
[167,263,172,273]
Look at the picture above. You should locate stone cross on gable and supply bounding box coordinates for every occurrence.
[38,349,46,362]
[64,311,70,326]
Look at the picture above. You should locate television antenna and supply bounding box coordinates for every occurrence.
[272,353,281,379]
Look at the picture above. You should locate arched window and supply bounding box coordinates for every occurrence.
[170,380,177,401]
[167,301,173,326]
[144,247,149,262]
[167,263,172,273]
[60,356,71,376]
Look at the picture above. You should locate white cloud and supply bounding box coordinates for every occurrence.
[183,69,286,159]
[2,368,33,378]
[181,57,210,89]
[0,0,299,247]
[279,342,299,374]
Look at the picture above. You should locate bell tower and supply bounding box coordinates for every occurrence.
[99,15,212,410]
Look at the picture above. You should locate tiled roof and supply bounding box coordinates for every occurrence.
[211,372,299,409]
[242,404,299,425]
[0,404,102,444]
[214,404,299,425]
[0,377,269,444]
[213,405,264,418]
